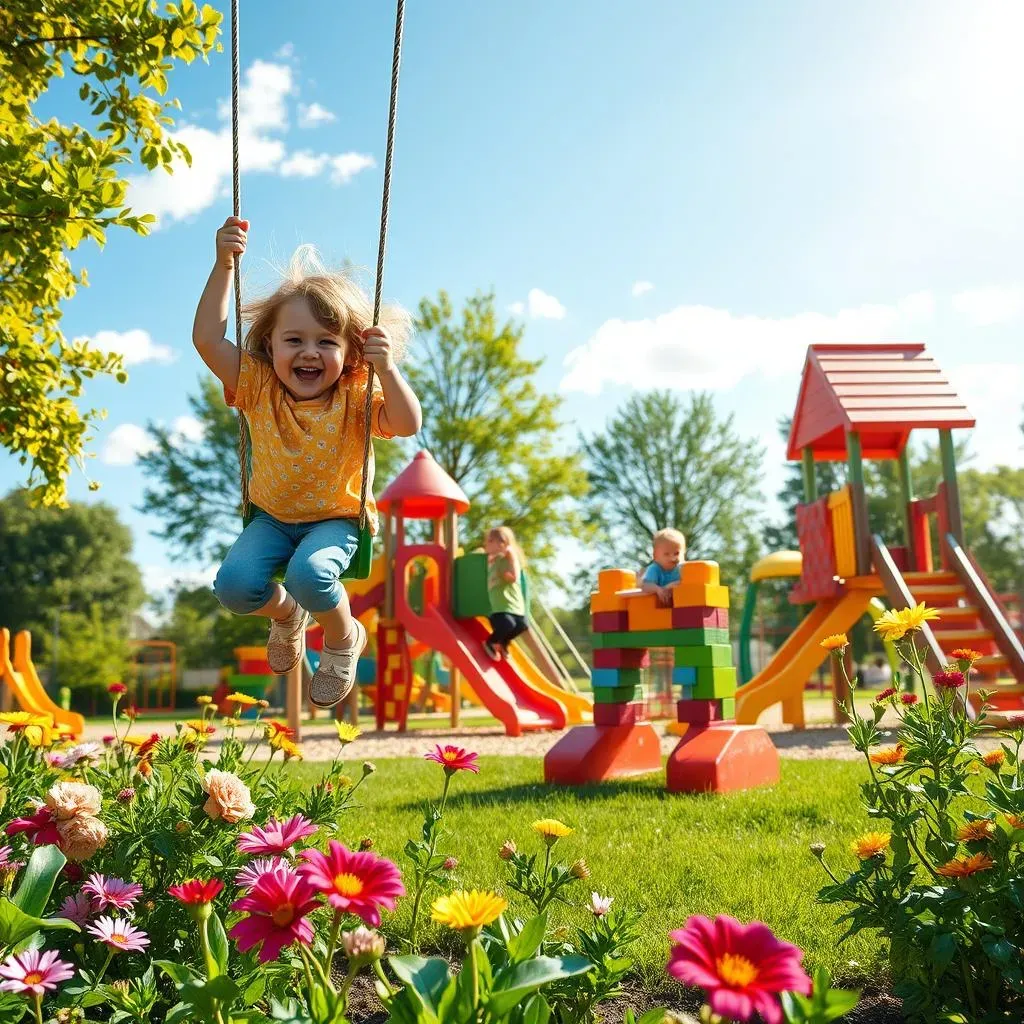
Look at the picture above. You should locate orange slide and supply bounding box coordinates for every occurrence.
[735,591,873,726]
[1,628,85,737]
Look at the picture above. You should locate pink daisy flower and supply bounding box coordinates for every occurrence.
[0,949,76,996]
[235,857,294,890]
[5,807,60,847]
[228,870,320,963]
[237,814,318,856]
[424,744,480,774]
[298,841,405,926]
[668,915,812,1024]
[58,892,94,927]
[86,916,150,953]
[82,874,143,912]
[0,845,11,867]
[168,879,224,905]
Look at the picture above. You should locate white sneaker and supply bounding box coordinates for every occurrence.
[309,618,367,709]
[267,600,309,674]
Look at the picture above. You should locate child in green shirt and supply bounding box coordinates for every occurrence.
[483,526,527,660]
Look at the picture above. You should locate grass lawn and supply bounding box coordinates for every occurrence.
[292,756,884,992]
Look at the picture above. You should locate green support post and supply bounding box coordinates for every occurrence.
[846,431,871,576]
[802,448,817,504]
[939,429,965,545]
[897,447,914,553]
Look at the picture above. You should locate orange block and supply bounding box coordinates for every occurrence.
[598,568,637,593]
[673,583,730,609]
[590,590,628,613]
[628,594,673,631]
[681,561,720,586]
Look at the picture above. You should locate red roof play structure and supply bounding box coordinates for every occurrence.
[787,344,976,462]
[377,450,470,519]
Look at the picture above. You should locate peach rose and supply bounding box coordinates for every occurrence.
[57,815,108,862]
[201,769,255,824]
[46,781,102,821]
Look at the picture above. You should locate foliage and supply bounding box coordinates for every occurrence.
[815,628,1024,1021]
[53,605,131,692]
[580,390,764,579]
[407,292,590,569]
[0,490,144,654]
[157,583,265,672]
[0,0,221,506]
[136,376,411,565]
[499,824,587,914]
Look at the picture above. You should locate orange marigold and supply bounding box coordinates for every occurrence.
[850,832,891,859]
[982,750,1005,769]
[870,745,906,766]
[950,648,983,664]
[1006,814,1024,831]
[820,633,849,652]
[936,852,995,878]
[957,819,996,843]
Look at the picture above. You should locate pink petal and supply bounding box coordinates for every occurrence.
[710,988,757,1023]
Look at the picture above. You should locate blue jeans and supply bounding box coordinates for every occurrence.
[214,512,360,615]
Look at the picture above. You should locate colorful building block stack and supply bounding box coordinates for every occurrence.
[544,561,779,794]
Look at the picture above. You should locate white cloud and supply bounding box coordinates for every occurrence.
[102,424,156,466]
[560,291,936,395]
[508,288,566,320]
[125,60,374,227]
[82,329,174,366]
[951,285,1024,326]
[298,102,336,128]
[950,361,1024,469]
[171,415,205,445]
[507,301,525,316]
[631,280,654,297]
[275,42,295,59]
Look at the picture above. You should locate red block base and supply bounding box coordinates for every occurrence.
[665,723,779,794]
[544,723,662,785]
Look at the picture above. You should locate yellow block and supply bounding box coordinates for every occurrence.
[628,599,674,632]
[681,560,720,586]
[384,701,395,718]
[828,486,857,580]
[387,653,402,669]
[394,685,407,700]
[598,568,637,593]
[590,590,628,614]
[385,630,399,644]
[673,583,730,609]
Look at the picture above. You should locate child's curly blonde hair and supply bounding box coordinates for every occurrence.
[241,245,411,377]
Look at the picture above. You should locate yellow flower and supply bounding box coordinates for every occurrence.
[227,692,261,708]
[0,711,51,731]
[850,832,891,859]
[278,738,303,761]
[531,819,574,845]
[196,695,213,706]
[957,820,996,843]
[820,633,849,652]
[335,721,362,744]
[869,745,906,766]
[431,890,508,932]
[873,603,940,642]
[24,723,53,748]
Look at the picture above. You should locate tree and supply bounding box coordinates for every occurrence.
[54,605,131,693]
[407,292,590,568]
[0,490,144,662]
[580,391,765,581]
[0,0,221,506]
[137,376,409,564]
[158,584,265,671]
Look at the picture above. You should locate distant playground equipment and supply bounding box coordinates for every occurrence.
[544,562,779,794]
[735,343,1024,728]
[126,639,177,712]
[0,628,84,737]
[278,451,591,739]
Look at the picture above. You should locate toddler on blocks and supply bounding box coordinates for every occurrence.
[483,526,528,660]
[193,216,422,708]
[640,527,686,607]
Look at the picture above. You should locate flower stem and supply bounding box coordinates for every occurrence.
[372,958,396,997]
[468,937,481,1012]
[325,909,342,975]
[198,913,219,978]
[92,949,115,990]
[32,994,43,1024]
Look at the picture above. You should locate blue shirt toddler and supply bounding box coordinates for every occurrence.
[642,563,680,588]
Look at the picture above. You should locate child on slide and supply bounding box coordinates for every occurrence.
[193,216,422,708]
[483,526,528,660]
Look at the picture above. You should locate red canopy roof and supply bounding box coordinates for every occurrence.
[377,450,470,519]
[787,344,975,461]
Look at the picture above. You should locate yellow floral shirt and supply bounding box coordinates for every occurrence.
[228,353,391,530]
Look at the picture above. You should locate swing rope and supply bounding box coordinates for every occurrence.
[229,0,407,530]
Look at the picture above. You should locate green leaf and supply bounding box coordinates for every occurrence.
[982,935,1015,965]
[520,993,551,1024]
[154,960,195,986]
[208,911,229,975]
[388,956,451,1015]
[488,956,593,1017]
[0,898,80,947]
[930,932,957,971]
[12,844,66,916]
[506,912,547,965]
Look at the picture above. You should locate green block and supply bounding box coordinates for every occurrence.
[592,685,645,704]
[675,628,730,646]
[719,698,736,719]
[674,644,733,669]
[692,666,737,699]
[593,628,680,649]
[453,552,491,619]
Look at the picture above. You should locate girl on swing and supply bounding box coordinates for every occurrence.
[193,216,422,708]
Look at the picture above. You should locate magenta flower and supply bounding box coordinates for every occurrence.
[82,874,143,912]
[298,841,405,926]
[228,870,320,963]
[424,744,480,774]
[237,814,318,855]
[668,915,812,1024]
[169,879,225,905]
[5,807,60,847]
[57,892,94,927]
[235,856,294,890]
[0,949,76,996]
[933,669,966,689]
[86,916,150,953]
[0,845,10,867]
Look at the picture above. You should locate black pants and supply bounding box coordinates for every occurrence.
[489,612,528,647]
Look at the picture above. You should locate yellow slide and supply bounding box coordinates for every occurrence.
[1,629,85,737]
[735,591,873,726]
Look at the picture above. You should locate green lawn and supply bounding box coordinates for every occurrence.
[291,756,884,991]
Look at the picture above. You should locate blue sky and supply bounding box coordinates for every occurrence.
[3,0,1023,604]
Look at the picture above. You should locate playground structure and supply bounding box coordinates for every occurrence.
[544,562,779,793]
[0,628,84,737]
[280,451,591,739]
[127,640,177,712]
[735,343,1024,727]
